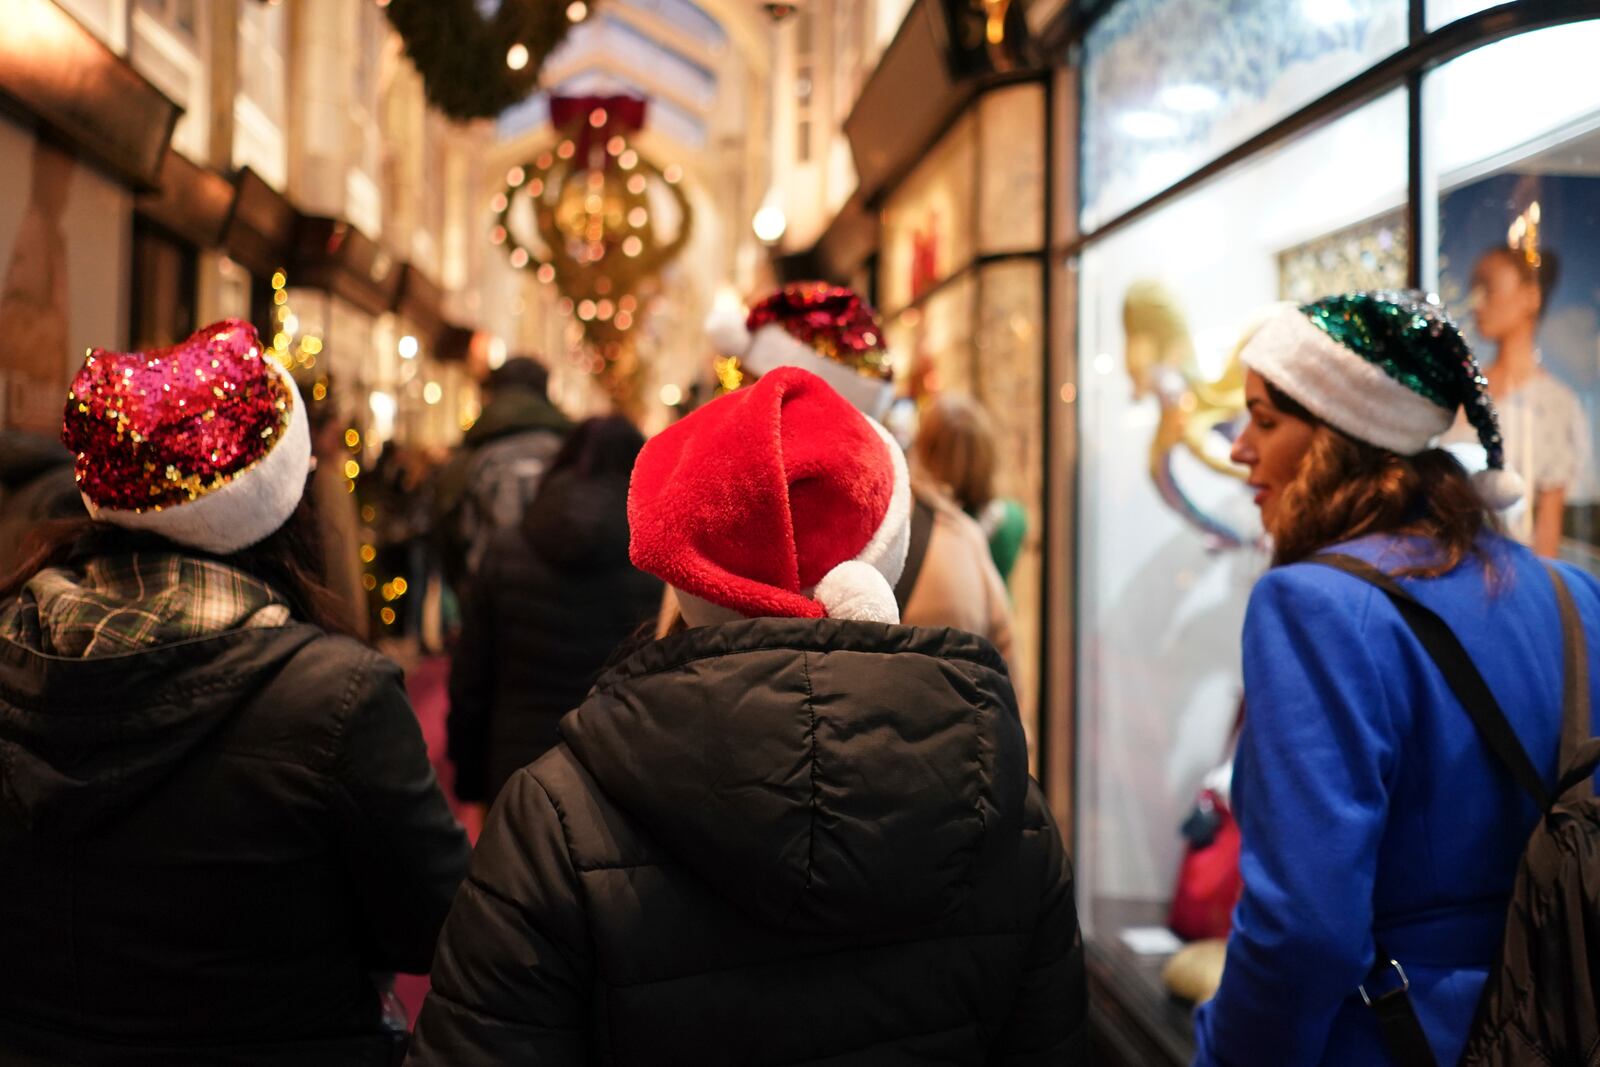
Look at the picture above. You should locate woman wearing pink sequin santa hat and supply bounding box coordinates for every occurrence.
[409,366,1087,1065]
[702,281,1014,661]
[0,320,467,1062]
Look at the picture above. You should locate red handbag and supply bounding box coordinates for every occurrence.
[1168,701,1245,941]
[1167,787,1243,941]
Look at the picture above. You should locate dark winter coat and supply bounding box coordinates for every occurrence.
[0,622,471,1065]
[410,618,1087,1065]
[0,431,81,577]
[447,468,663,803]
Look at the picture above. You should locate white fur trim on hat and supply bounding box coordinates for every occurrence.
[740,323,895,421]
[1240,307,1454,455]
[704,302,751,358]
[84,360,313,554]
[815,561,900,624]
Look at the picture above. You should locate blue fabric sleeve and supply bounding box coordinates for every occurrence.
[1193,566,1401,1066]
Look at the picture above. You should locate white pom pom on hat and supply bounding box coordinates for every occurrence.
[1473,466,1526,512]
[704,300,752,358]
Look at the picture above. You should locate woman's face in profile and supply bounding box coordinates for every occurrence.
[1470,250,1540,343]
[1231,370,1317,535]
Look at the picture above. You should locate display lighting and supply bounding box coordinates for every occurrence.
[753,204,788,244]
[659,384,682,407]
[506,43,530,71]
[1159,84,1221,114]
[1118,111,1181,139]
[398,335,419,359]
[567,1,588,21]
[1303,0,1356,25]
[424,381,443,405]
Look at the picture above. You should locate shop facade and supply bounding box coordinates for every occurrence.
[1041,1,1600,1060]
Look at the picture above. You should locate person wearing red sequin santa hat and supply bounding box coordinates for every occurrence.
[409,365,1087,1064]
[701,281,1014,663]
[0,320,467,1061]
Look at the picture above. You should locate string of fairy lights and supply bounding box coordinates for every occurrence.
[265,268,407,631]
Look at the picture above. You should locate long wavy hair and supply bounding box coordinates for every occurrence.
[1264,381,1499,578]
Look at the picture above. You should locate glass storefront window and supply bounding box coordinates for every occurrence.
[1075,89,1407,962]
[879,116,977,315]
[1426,0,1502,31]
[1425,19,1600,563]
[1081,0,1406,231]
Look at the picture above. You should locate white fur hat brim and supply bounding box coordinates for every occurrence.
[740,324,895,422]
[84,360,313,554]
[1240,306,1454,455]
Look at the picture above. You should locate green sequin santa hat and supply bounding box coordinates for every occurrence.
[1239,290,1524,510]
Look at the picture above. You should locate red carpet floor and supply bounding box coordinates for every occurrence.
[395,654,461,1023]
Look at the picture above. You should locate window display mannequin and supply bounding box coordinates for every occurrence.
[1444,243,1589,556]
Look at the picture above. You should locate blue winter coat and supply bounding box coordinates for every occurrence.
[1192,533,1600,1066]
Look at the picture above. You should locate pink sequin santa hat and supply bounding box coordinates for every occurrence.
[704,282,896,420]
[62,319,312,554]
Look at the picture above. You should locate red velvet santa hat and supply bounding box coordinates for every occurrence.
[62,319,312,554]
[704,282,896,419]
[629,366,911,625]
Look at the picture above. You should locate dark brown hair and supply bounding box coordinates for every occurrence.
[2,488,357,638]
[1264,380,1497,578]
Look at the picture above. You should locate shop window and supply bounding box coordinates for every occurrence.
[1081,0,1406,231]
[1424,20,1600,564]
[879,114,977,314]
[1073,89,1406,993]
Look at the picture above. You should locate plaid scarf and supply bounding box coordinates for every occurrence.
[0,552,291,658]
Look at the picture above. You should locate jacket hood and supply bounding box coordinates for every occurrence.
[465,388,571,447]
[0,623,321,837]
[523,470,632,569]
[560,617,1027,934]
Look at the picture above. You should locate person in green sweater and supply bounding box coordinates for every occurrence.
[911,392,1027,584]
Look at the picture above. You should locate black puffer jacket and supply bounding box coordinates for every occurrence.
[447,468,662,804]
[411,619,1087,1065]
[0,623,470,1065]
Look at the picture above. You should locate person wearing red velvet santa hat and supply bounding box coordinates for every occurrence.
[409,366,1086,1066]
[698,281,1015,663]
[0,320,468,1063]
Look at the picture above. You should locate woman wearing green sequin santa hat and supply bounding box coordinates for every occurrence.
[1193,291,1600,1066]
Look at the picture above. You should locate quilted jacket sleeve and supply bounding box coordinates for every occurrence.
[331,651,471,976]
[407,766,593,1066]
[992,783,1089,1063]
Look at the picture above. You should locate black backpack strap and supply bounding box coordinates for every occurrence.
[893,494,936,613]
[1546,563,1600,803]
[1359,951,1437,1067]
[1313,554,1551,810]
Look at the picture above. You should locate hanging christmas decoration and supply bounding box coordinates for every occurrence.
[492,95,693,409]
[382,0,590,121]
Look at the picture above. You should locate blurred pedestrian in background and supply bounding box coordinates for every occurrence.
[0,322,468,1064]
[446,415,662,836]
[912,391,1028,585]
[431,355,570,598]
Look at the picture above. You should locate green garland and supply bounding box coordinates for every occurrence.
[383,0,580,121]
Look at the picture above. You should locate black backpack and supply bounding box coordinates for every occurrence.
[1315,554,1600,1067]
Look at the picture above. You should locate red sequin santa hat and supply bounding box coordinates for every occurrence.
[62,319,312,554]
[629,366,911,626]
[705,282,896,419]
